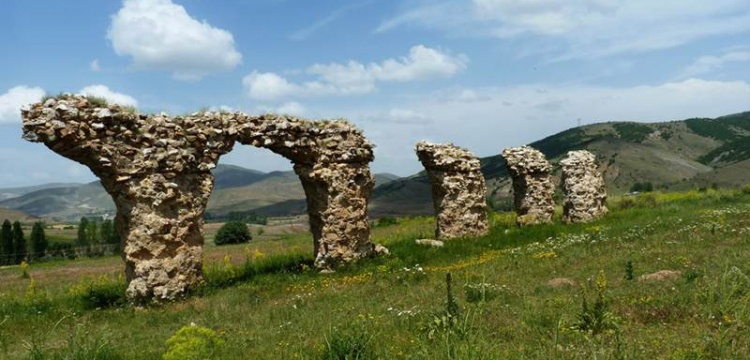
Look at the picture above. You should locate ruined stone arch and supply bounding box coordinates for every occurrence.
[21,95,383,302]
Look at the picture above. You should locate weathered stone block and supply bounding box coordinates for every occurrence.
[501,146,555,226]
[416,142,489,239]
[560,150,607,223]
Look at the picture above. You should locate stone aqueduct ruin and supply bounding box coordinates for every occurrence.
[22,95,385,301]
[21,95,609,302]
[501,146,556,227]
[560,150,608,223]
[415,142,489,239]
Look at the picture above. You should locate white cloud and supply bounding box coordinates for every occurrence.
[680,47,750,78]
[386,108,431,124]
[253,101,308,117]
[79,85,139,107]
[309,45,467,84]
[90,59,101,72]
[242,71,305,101]
[0,86,45,124]
[243,45,467,101]
[275,102,307,116]
[378,0,750,59]
[108,0,242,80]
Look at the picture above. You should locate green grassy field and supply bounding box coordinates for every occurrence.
[1,188,750,359]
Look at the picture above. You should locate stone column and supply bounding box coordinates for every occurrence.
[238,115,385,270]
[295,162,376,268]
[415,142,489,239]
[22,95,237,302]
[560,150,608,223]
[102,174,213,300]
[501,146,555,226]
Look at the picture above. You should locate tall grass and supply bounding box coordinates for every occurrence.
[0,188,748,359]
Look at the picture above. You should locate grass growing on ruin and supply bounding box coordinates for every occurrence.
[1,188,750,359]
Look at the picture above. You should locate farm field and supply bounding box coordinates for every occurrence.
[1,189,750,359]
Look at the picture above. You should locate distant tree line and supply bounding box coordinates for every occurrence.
[0,216,124,266]
[74,217,121,257]
[0,219,47,265]
[204,210,267,225]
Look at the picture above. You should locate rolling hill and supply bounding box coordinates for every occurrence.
[0,207,40,223]
[370,111,750,216]
[0,165,401,221]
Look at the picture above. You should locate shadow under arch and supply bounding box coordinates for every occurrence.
[21,95,384,302]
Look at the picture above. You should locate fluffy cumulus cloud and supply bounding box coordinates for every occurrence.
[0,86,45,124]
[243,45,467,101]
[108,0,242,80]
[378,0,750,59]
[79,85,139,107]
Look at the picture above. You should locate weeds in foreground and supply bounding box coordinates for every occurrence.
[24,317,121,360]
[19,261,29,279]
[572,271,619,336]
[624,260,634,281]
[422,273,462,340]
[321,326,375,360]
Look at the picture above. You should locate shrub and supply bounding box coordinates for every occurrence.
[214,221,251,246]
[69,276,127,309]
[163,324,224,360]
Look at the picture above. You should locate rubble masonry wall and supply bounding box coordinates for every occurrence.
[501,146,555,226]
[415,142,489,239]
[560,150,608,223]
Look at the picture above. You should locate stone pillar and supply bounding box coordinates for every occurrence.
[102,174,213,300]
[21,95,237,302]
[295,162,376,268]
[560,150,608,223]
[501,146,555,226]
[238,115,384,270]
[415,142,489,239]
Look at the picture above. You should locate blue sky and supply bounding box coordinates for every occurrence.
[1,0,750,188]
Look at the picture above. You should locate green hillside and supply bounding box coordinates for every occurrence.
[0,207,39,223]
[371,112,750,216]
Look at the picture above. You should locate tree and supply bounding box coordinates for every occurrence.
[88,221,99,244]
[1,220,13,266]
[214,221,252,246]
[76,217,89,247]
[100,219,121,251]
[30,222,47,262]
[12,221,26,264]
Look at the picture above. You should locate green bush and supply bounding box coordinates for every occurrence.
[163,324,224,360]
[214,221,251,246]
